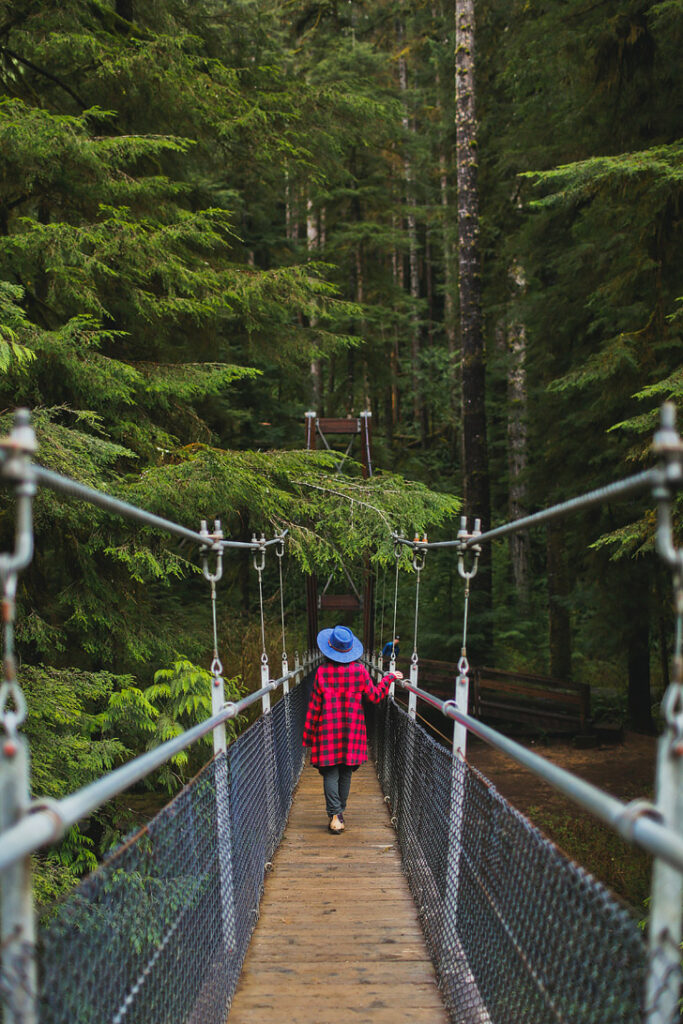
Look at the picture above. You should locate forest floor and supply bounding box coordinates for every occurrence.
[466,731,657,912]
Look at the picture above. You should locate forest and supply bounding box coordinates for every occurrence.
[0,0,681,904]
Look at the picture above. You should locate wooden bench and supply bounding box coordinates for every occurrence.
[384,657,591,737]
[471,666,590,736]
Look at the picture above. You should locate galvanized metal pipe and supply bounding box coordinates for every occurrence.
[394,678,683,875]
[393,466,664,551]
[31,465,278,552]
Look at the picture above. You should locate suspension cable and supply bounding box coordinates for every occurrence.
[411,536,427,665]
[456,517,482,682]
[275,533,287,663]
[391,538,401,663]
[378,563,386,656]
[252,534,268,668]
[200,520,224,682]
[411,536,428,671]
[391,465,670,555]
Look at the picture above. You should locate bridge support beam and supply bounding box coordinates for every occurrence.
[304,410,375,652]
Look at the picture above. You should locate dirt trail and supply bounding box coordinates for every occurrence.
[466,731,657,819]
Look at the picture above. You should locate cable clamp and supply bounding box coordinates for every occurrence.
[411,534,427,572]
[457,655,469,679]
[457,516,482,580]
[661,682,683,755]
[200,519,224,583]
[615,799,664,842]
[274,530,288,559]
[653,403,683,462]
[211,657,223,679]
[0,680,27,751]
[0,408,38,490]
[28,797,66,843]
[252,534,266,572]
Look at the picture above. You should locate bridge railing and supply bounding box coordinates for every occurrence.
[35,666,315,1024]
[365,689,648,1024]
[379,403,683,1024]
[0,407,320,1024]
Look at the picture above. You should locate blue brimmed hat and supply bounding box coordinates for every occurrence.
[317,625,363,664]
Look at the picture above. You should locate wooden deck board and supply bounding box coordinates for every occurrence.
[228,760,449,1024]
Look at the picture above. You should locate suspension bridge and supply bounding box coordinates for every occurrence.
[0,405,683,1023]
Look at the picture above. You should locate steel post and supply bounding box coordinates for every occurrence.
[211,674,227,758]
[408,656,418,719]
[0,739,37,1024]
[453,670,469,760]
[645,689,683,1021]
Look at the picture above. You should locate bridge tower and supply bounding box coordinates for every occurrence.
[304,411,375,654]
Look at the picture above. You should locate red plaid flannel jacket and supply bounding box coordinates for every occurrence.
[302,661,396,767]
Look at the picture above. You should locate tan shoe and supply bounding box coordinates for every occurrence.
[328,814,344,834]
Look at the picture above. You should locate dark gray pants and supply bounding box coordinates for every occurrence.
[319,764,356,816]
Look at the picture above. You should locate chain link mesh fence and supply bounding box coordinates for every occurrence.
[367,698,651,1024]
[4,673,677,1023]
[35,675,312,1024]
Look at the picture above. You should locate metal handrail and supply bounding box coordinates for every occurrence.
[392,465,675,551]
[29,465,279,552]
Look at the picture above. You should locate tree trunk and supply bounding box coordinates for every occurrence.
[116,0,134,21]
[625,560,654,733]
[455,0,491,613]
[628,618,653,733]
[440,153,457,356]
[435,1,458,438]
[307,195,322,410]
[398,33,423,435]
[507,263,530,604]
[547,522,571,680]
[390,213,403,432]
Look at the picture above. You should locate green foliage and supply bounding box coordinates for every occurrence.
[143,657,246,791]
[20,665,133,799]
[528,804,652,910]
[2,0,681,907]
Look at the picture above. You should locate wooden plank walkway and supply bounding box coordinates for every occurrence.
[228,759,450,1024]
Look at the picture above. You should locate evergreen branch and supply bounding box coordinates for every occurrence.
[0,5,35,41]
[86,0,154,42]
[560,0,613,21]
[291,479,394,528]
[0,46,87,108]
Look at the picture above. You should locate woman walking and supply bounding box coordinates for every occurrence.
[303,624,402,834]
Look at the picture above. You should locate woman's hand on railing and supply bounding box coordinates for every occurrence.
[392,670,404,680]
